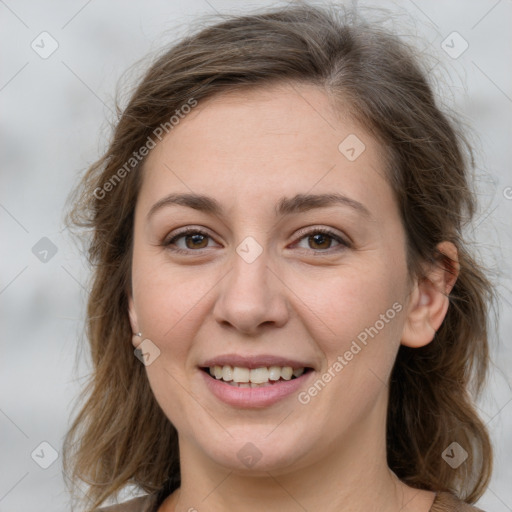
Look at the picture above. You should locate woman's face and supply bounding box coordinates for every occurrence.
[129,83,414,474]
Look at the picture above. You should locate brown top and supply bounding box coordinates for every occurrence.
[95,491,486,512]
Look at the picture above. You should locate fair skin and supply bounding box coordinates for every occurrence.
[128,83,458,512]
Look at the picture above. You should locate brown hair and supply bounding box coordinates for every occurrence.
[63,3,494,510]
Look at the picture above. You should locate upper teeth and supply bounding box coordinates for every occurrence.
[209,365,305,384]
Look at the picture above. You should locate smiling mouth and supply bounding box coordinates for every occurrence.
[201,365,314,387]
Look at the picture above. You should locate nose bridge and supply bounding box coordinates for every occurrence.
[213,236,289,333]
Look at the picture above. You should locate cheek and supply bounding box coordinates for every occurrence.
[130,259,216,428]
[131,253,220,359]
[294,265,407,421]
[289,261,407,355]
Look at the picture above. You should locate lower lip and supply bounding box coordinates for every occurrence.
[200,370,312,408]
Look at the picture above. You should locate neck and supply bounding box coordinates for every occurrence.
[175,449,397,512]
[162,397,434,512]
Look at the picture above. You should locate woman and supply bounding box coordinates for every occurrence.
[63,4,494,511]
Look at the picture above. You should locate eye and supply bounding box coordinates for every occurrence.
[163,226,350,255]
[291,227,350,253]
[163,227,219,254]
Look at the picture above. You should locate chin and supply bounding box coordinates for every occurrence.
[194,427,312,474]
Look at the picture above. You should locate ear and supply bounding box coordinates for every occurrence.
[128,295,140,348]
[401,241,459,348]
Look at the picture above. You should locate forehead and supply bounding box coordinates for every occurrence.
[139,82,393,218]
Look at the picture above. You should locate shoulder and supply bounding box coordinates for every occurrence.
[94,495,156,512]
[431,492,486,512]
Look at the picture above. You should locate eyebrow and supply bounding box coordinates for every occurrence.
[147,192,372,220]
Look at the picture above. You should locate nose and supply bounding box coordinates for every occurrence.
[212,247,290,336]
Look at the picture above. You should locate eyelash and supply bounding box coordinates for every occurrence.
[162,226,350,255]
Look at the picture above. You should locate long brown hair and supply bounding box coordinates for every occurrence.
[63,3,494,509]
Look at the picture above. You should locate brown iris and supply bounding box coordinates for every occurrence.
[185,233,209,249]
[308,232,332,250]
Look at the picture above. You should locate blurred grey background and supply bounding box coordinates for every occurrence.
[1,0,511,510]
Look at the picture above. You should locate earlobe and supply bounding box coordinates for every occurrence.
[128,296,140,348]
[401,241,459,348]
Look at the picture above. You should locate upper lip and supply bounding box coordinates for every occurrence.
[201,354,313,370]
